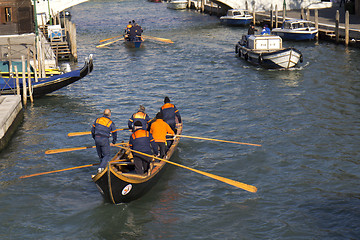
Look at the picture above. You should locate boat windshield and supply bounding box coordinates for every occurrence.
[233,11,242,16]
[292,21,315,29]
[283,22,292,29]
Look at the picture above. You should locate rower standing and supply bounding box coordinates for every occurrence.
[160,96,182,133]
[128,105,151,131]
[129,121,158,174]
[150,112,174,158]
[91,109,117,173]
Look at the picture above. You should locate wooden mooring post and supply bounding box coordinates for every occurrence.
[345,10,349,45]
[14,66,20,96]
[283,0,286,20]
[315,9,319,40]
[270,4,274,29]
[275,5,278,28]
[306,8,310,21]
[27,49,34,103]
[252,3,256,24]
[335,10,340,43]
[21,56,27,106]
[7,38,12,77]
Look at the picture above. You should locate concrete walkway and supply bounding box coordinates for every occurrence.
[256,3,360,42]
[0,95,23,152]
[286,4,360,30]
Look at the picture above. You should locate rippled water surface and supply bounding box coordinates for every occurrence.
[1,0,360,239]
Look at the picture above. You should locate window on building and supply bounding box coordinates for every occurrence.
[5,7,12,22]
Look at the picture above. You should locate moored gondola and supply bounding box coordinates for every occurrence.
[92,121,182,204]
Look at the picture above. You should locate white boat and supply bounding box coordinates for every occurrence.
[235,35,303,69]
[271,19,318,41]
[167,0,188,10]
[220,9,253,26]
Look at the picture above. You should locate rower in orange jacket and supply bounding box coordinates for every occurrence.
[150,112,175,158]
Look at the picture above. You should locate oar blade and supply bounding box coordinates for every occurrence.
[117,146,257,193]
[99,34,122,43]
[96,38,124,48]
[67,131,91,137]
[142,35,174,44]
[19,163,98,179]
[45,146,95,154]
[170,134,262,147]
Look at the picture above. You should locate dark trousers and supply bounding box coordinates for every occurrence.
[133,153,152,174]
[95,136,111,168]
[155,142,166,158]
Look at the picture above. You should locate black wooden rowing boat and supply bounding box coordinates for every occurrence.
[0,55,93,97]
[92,121,183,204]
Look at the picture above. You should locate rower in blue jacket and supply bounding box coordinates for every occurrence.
[160,96,182,132]
[128,105,151,131]
[129,121,158,174]
[91,109,117,173]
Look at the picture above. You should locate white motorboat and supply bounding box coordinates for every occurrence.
[235,35,303,69]
[220,9,253,26]
[167,0,187,9]
[271,19,318,41]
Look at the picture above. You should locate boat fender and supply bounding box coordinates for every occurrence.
[235,45,239,54]
[258,55,263,64]
[244,53,248,61]
[300,54,303,63]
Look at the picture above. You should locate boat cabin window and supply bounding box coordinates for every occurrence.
[292,23,300,29]
[304,22,314,28]
[233,11,242,16]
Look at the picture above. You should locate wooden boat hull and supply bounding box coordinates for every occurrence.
[0,55,93,97]
[92,122,183,204]
[124,37,143,48]
[235,43,302,69]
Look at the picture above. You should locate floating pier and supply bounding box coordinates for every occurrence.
[0,95,23,152]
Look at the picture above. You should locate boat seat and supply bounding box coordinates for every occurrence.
[115,162,135,165]
[121,173,148,178]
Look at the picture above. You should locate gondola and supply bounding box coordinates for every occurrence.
[92,120,183,204]
[0,54,93,97]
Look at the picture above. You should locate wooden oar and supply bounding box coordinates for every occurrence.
[117,146,257,193]
[45,142,128,155]
[19,159,131,179]
[19,163,100,179]
[67,128,130,137]
[99,35,123,43]
[142,35,174,43]
[168,134,261,147]
[96,38,124,48]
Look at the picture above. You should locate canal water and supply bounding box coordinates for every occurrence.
[1,0,360,239]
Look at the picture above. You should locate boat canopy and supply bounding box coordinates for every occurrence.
[227,9,250,17]
[247,35,282,50]
[282,19,315,29]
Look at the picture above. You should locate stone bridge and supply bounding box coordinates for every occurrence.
[207,0,328,13]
